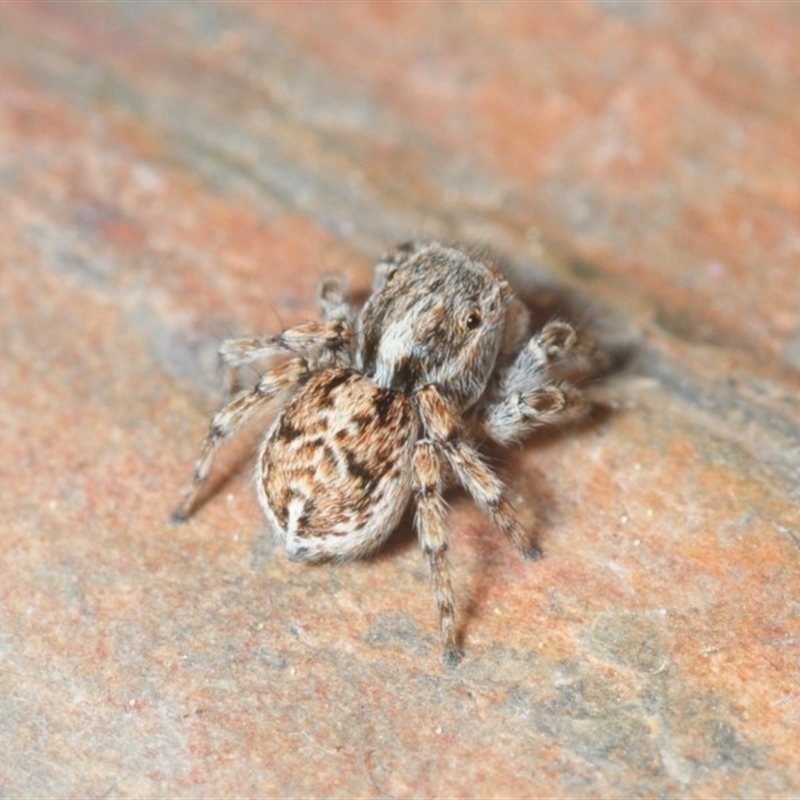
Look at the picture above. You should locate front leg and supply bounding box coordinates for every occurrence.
[413,440,462,667]
[417,385,541,559]
[481,320,593,446]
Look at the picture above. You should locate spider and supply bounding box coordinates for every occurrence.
[173,242,601,665]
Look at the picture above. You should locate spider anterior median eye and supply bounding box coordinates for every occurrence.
[466,311,482,330]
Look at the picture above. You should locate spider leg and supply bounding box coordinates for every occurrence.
[413,439,462,666]
[218,319,352,392]
[500,297,531,356]
[417,385,541,560]
[318,273,355,325]
[171,357,308,523]
[481,320,595,446]
[373,240,427,291]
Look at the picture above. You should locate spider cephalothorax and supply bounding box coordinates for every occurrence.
[174,242,601,665]
[357,246,511,405]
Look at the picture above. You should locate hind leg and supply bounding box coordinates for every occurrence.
[413,439,462,666]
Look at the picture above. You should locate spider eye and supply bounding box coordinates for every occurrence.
[465,310,482,330]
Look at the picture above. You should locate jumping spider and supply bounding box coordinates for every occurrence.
[173,242,602,665]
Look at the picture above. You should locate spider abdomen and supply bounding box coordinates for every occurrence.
[256,367,419,562]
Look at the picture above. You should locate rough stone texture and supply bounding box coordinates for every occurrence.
[2,2,799,797]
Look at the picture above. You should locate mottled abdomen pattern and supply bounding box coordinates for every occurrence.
[257,368,418,561]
